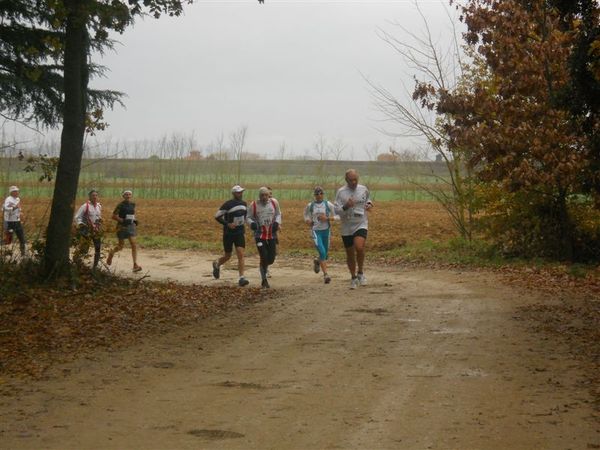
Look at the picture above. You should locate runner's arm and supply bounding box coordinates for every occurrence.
[246,202,258,229]
[273,198,282,225]
[4,197,18,211]
[365,188,373,210]
[334,189,346,215]
[112,204,122,223]
[214,202,228,226]
[303,203,312,224]
[328,201,340,221]
[271,199,281,232]
[74,203,86,225]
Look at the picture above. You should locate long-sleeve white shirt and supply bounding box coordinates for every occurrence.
[74,201,102,227]
[3,196,21,222]
[334,184,371,236]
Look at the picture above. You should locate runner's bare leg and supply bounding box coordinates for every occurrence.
[354,236,366,274]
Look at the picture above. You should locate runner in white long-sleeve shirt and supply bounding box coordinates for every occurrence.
[304,186,338,284]
[248,187,281,289]
[3,185,26,255]
[73,189,103,268]
[334,169,374,289]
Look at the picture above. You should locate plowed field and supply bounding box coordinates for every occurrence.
[24,199,455,252]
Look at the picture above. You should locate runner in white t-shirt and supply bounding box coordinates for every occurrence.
[304,186,338,284]
[334,169,374,289]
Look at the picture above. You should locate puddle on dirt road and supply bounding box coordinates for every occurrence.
[430,327,472,334]
[347,308,390,315]
[152,362,175,369]
[188,429,245,440]
[214,381,282,390]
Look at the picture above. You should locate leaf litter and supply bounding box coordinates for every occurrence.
[0,270,271,379]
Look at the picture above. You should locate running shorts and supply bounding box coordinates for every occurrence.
[341,228,368,248]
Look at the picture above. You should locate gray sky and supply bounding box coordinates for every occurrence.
[89,0,458,159]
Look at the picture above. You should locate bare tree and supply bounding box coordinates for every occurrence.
[313,134,330,186]
[329,137,347,161]
[277,141,287,160]
[230,125,247,183]
[313,134,329,161]
[364,141,381,161]
[367,1,475,240]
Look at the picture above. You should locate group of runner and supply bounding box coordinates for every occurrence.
[213,168,373,289]
[73,188,142,272]
[3,168,373,288]
[2,186,141,271]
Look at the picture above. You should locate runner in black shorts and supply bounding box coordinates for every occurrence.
[335,169,374,289]
[341,229,368,249]
[106,190,142,272]
[213,185,249,287]
[248,187,282,289]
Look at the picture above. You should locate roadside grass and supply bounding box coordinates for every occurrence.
[379,237,507,267]
[134,235,219,251]
[377,237,600,277]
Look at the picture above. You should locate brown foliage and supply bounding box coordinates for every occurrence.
[434,0,600,260]
[446,0,583,190]
[0,273,270,377]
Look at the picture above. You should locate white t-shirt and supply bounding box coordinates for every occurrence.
[3,196,21,222]
[334,184,371,236]
[303,200,338,231]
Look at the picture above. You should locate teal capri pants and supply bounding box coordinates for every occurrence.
[311,228,330,261]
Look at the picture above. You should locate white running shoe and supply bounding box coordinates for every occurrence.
[350,277,359,290]
[357,272,367,286]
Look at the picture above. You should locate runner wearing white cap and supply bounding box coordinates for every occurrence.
[106,190,142,272]
[3,186,26,255]
[212,185,249,287]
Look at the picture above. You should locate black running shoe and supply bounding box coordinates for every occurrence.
[212,261,220,279]
[261,278,270,289]
[324,275,331,284]
[238,277,249,287]
[313,258,320,274]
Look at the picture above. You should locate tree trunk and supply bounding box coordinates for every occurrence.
[555,188,574,261]
[44,1,89,276]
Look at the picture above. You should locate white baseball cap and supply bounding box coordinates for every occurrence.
[9,185,19,193]
[231,185,245,193]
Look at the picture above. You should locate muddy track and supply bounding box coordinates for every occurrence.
[0,249,598,449]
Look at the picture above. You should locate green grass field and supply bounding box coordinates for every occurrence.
[0,158,450,201]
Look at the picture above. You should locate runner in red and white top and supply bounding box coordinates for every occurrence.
[73,190,103,268]
[247,187,281,288]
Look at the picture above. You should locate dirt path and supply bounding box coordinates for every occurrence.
[1,249,598,449]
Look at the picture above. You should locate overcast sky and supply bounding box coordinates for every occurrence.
[86,0,460,160]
